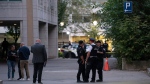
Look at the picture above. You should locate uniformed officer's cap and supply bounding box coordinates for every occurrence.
[89,38,95,41]
[96,40,101,43]
[78,40,83,44]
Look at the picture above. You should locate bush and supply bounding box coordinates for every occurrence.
[58,52,64,58]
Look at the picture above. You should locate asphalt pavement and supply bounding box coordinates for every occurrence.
[0,58,150,84]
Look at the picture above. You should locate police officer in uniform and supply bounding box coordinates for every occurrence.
[85,38,98,82]
[96,40,104,82]
[103,41,108,52]
[77,40,86,83]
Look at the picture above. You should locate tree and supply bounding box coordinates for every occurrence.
[101,0,150,62]
[63,0,103,39]
[58,0,68,32]
[5,26,20,44]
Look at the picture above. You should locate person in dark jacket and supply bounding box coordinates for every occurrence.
[31,39,47,84]
[18,42,30,80]
[76,40,86,83]
[1,38,9,59]
[96,40,104,82]
[85,38,98,82]
[7,45,17,80]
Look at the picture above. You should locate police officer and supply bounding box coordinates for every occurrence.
[76,40,86,83]
[103,41,108,52]
[96,40,104,82]
[85,38,98,82]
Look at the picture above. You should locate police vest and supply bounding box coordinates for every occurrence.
[90,45,97,57]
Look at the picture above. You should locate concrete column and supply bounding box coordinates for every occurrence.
[20,21,28,45]
[33,21,39,42]
[39,22,48,56]
[26,0,33,46]
[48,25,58,58]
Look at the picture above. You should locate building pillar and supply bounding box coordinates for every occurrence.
[20,21,28,45]
[39,22,48,56]
[48,25,58,58]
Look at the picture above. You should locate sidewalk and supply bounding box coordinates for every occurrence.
[0,58,150,84]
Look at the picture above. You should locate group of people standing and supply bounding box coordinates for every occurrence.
[5,39,47,84]
[6,42,30,81]
[77,38,105,83]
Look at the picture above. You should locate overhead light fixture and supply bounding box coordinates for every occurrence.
[93,20,98,26]
[67,31,70,34]
[14,24,17,25]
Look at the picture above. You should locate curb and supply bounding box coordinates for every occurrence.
[0,80,3,84]
[147,68,150,77]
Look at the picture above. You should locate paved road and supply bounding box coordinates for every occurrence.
[0,58,150,84]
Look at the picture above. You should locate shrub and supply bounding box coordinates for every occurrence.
[58,52,64,58]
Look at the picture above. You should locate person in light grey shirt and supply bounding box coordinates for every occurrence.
[31,39,47,84]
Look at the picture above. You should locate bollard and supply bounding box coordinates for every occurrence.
[0,80,3,84]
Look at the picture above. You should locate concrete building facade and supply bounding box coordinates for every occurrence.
[0,0,58,58]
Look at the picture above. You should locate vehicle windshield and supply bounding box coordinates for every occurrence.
[62,45,69,48]
[72,44,78,49]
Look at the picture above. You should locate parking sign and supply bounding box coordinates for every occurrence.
[124,1,132,13]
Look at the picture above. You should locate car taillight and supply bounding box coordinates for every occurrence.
[61,49,64,52]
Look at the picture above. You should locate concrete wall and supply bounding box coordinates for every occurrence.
[36,0,58,58]
[122,58,150,70]
[36,0,57,25]
[0,1,26,20]
[0,0,58,58]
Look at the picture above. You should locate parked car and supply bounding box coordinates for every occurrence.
[58,43,90,58]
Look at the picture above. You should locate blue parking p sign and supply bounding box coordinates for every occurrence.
[124,1,132,13]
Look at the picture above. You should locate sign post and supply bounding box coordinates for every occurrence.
[124,1,133,13]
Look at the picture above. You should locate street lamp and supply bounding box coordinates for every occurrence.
[67,31,71,42]
[60,22,64,26]
[67,31,70,35]
[60,22,64,45]
[93,20,98,26]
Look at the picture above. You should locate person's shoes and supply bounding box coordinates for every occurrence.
[90,80,95,82]
[17,78,21,80]
[27,78,30,81]
[96,79,103,82]
[77,80,83,83]
[19,78,25,80]
[38,82,43,84]
[8,78,11,80]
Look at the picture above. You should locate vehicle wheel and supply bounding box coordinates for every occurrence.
[64,53,69,58]
[71,53,76,58]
